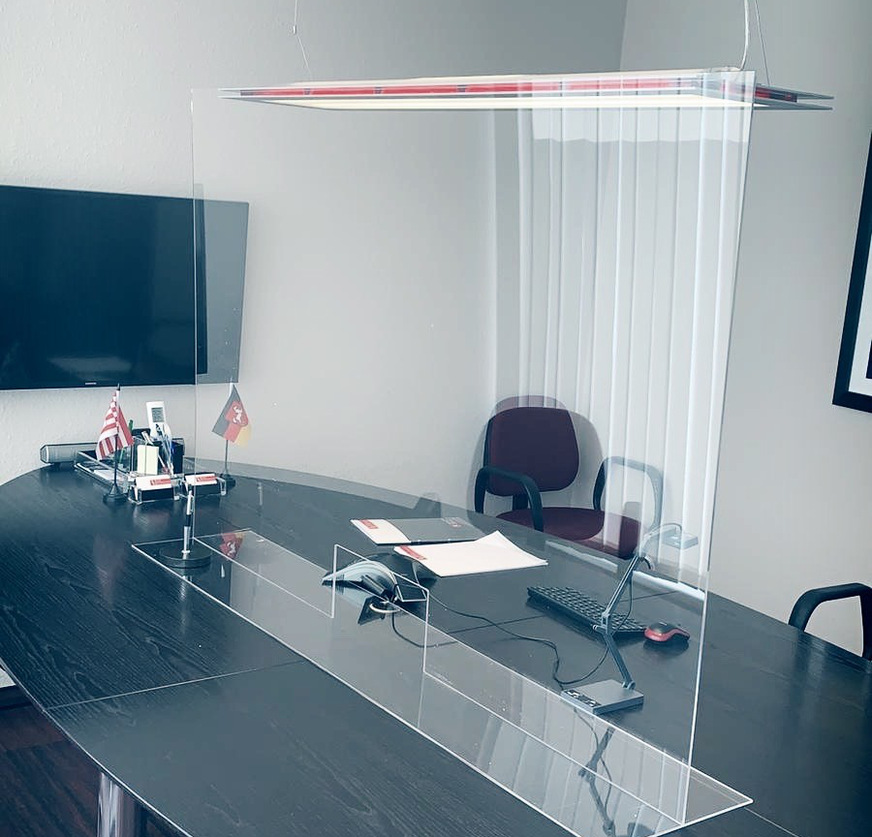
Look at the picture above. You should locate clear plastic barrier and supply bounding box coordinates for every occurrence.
[189,70,755,834]
[134,529,747,836]
[133,535,429,726]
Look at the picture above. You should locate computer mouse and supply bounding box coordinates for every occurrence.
[644,622,690,644]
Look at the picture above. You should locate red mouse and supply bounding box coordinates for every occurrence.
[644,622,691,644]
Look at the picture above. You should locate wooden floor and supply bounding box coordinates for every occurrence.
[0,701,178,837]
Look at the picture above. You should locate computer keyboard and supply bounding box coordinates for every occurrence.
[526,586,647,635]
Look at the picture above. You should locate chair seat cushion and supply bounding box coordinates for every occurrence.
[496,507,641,559]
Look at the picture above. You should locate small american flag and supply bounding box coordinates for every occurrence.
[96,388,135,460]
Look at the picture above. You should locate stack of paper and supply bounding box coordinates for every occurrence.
[394,531,547,577]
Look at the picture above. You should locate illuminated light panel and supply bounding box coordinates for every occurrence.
[221,71,832,111]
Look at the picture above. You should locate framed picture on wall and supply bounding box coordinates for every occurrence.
[834,135,872,414]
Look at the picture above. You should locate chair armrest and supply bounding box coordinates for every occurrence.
[788,583,872,661]
[474,466,544,531]
[593,456,664,529]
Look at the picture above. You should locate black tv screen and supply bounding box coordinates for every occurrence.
[0,185,248,390]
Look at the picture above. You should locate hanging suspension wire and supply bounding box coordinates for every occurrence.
[738,0,751,70]
[738,0,772,85]
[753,0,772,86]
[292,0,313,80]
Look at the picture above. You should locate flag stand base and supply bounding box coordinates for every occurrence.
[219,473,236,490]
[158,543,212,568]
[102,484,128,505]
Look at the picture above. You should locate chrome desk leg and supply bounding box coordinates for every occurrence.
[97,773,146,837]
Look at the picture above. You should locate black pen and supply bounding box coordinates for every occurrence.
[181,489,194,558]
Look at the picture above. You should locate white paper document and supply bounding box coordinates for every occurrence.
[351,518,408,544]
[394,531,547,577]
[351,517,483,545]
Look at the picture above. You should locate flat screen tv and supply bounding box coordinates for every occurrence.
[0,184,248,390]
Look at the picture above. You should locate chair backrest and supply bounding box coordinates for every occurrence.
[593,456,664,532]
[483,406,579,497]
[788,583,872,661]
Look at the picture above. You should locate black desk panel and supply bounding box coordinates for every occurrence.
[694,596,872,837]
[50,662,577,837]
[1,467,870,837]
[0,471,300,709]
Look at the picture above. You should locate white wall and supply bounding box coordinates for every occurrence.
[623,1,872,653]
[0,0,627,495]
[191,100,499,506]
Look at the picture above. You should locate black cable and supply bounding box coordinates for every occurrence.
[389,610,456,650]
[337,564,638,690]
[390,588,577,684]
[597,742,617,835]
[555,645,609,690]
[427,579,636,690]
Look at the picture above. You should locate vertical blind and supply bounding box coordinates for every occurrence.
[495,101,752,580]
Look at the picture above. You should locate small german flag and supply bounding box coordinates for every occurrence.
[212,385,251,446]
[219,531,245,559]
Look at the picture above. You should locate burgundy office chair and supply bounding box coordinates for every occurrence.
[473,406,663,559]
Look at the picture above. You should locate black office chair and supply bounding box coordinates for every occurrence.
[473,405,663,559]
[788,583,872,661]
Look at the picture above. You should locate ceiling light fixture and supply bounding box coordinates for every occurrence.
[221,70,830,112]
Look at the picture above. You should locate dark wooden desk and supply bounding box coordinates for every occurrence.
[0,467,869,837]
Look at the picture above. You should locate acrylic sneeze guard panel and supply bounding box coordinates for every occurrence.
[189,70,754,836]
